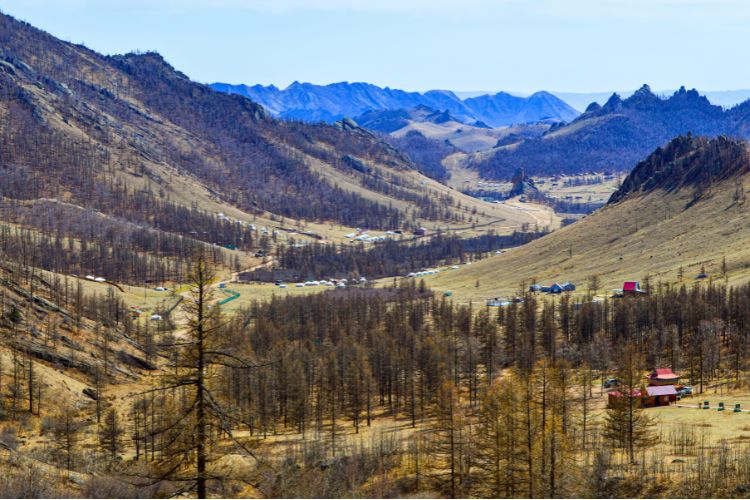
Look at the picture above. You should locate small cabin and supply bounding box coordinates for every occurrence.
[549,283,564,294]
[645,385,678,406]
[608,385,677,408]
[561,282,576,291]
[414,227,427,236]
[622,281,646,295]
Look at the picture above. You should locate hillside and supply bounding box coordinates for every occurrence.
[424,135,750,301]
[352,105,550,181]
[210,81,578,126]
[356,105,550,152]
[0,11,555,258]
[471,85,750,179]
[354,104,465,134]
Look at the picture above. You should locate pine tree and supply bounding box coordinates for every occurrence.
[474,377,523,497]
[50,405,83,473]
[426,381,469,498]
[141,255,259,498]
[99,407,123,461]
[603,347,657,463]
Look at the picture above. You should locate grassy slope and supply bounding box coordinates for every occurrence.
[30,83,546,244]
[536,175,620,204]
[422,174,750,302]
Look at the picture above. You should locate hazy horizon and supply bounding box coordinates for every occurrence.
[2,0,750,94]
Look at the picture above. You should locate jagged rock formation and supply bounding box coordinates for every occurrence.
[609,135,750,204]
[472,84,750,179]
[508,167,539,197]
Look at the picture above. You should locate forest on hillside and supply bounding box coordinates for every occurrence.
[0,10,483,238]
[6,5,750,500]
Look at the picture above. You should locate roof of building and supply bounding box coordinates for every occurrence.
[649,368,678,379]
[623,281,640,291]
[608,389,642,398]
[646,385,677,396]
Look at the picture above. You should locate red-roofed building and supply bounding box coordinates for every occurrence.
[607,388,643,407]
[608,384,678,407]
[647,368,680,386]
[622,281,647,295]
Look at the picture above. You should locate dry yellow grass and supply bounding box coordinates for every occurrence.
[651,397,750,444]
[422,175,750,303]
[536,175,621,204]
[214,281,324,313]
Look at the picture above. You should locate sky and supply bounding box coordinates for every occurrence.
[1,0,749,93]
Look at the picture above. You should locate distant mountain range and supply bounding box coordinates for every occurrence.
[209,81,579,127]
[454,89,750,113]
[471,84,750,179]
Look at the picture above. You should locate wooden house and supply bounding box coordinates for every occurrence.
[622,281,647,295]
[644,385,678,406]
[608,385,678,408]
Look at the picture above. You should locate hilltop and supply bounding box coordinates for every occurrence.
[553,88,750,112]
[354,104,466,134]
[425,135,750,300]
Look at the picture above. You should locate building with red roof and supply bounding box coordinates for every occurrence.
[608,369,681,407]
[647,368,680,386]
[607,388,643,407]
[622,281,647,295]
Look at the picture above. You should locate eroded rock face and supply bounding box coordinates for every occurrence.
[472,85,750,179]
[508,167,539,197]
[609,135,749,204]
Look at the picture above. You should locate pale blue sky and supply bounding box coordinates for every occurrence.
[2,0,748,93]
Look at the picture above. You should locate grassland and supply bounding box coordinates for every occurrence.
[535,174,622,204]
[417,174,750,303]
[213,281,326,313]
